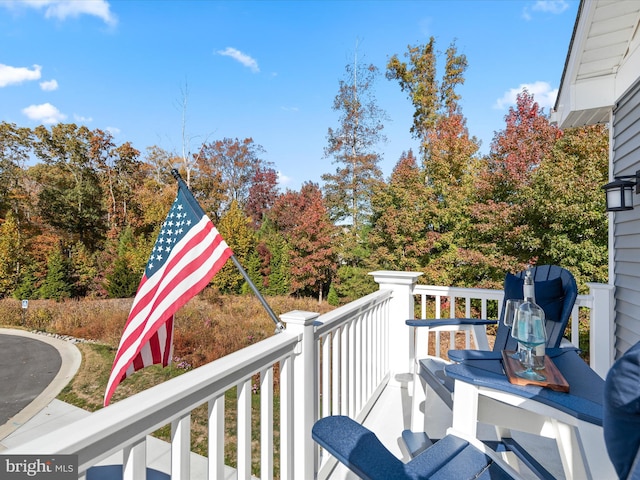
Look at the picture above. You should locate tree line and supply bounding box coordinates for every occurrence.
[0,37,608,304]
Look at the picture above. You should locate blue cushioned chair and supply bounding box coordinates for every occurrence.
[604,340,640,480]
[313,415,519,480]
[86,465,169,480]
[407,265,578,411]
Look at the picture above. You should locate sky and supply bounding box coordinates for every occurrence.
[0,0,580,191]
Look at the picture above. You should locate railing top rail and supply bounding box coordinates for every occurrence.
[413,284,504,299]
[314,289,392,336]
[412,285,594,309]
[8,330,300,473]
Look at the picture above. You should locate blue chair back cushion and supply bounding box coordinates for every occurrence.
[497,273,565,351]
[604,341,640,480]
[503,273,565,323]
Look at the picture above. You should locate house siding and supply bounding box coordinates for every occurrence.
[612,77,640,357]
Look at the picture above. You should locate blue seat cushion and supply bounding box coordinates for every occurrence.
[504,273,564,323]
[87,465,170,480]
[604,341,640,480]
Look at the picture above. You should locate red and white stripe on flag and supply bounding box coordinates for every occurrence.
[104,182,233,406]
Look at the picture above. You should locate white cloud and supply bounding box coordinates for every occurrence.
[216,47,260,73]
[4,0,117,26]
[73,113,93,122]
[40,79,58,91]
[277,171,292,187]
[532,0,570,14]
[523,0,569,20]
[106,126,120,136]
[493,81,558,111]
[0,63,42,87]
[22,102,67,124]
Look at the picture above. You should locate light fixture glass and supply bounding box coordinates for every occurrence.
[602,177,636,212]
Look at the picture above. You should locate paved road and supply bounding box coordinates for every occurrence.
[0,334,62,425]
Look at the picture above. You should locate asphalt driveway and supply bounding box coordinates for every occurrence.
[0,334,62,425]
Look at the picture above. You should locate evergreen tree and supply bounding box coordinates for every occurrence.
[105,256,140,298]
[37,248,74,301]
[265,234,290,296]
[103,226,151,298]
[322,60,386,229]
[322,57,386,270]
[69,241,99,297]
[13,261,38,300]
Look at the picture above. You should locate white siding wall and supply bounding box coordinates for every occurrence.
[612,78,640,357]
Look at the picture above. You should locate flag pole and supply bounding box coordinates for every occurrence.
[230,254,285,333]
[171,169,285,333]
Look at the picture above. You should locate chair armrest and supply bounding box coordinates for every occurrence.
[448,346,580,363]
[406,318,497,328]
[312,416,405,480]
[447,349,504,362]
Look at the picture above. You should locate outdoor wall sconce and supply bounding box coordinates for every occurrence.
[602,171,640,211]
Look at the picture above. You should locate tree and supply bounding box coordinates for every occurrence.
[253,218,290,295]
[368,150,433,272]
[90,131,142,236]
[245,167,279,229]
[0,122,33,220]
[31,124,108,251]
[468,90,563,275]
[145,145,174,185]
[68,241,100,297]
[485,89,562,196]
[386,38,483,285]
[270,183,336,301]
[322,59,386,234]
[521,125,609,289]
[212,200,256,294]
[37,247,74,300]
[105,256,140,298]
[193,138,271,222]
[386,39,439,140]
[0,211,23,297]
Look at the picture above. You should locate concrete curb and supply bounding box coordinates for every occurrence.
[0,328,82,445]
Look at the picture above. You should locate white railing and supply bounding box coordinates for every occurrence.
[4,271,613,479]
[313,290,393,479]
[411,282,614,377]
[5,289,393,480]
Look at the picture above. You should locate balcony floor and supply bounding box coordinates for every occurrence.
[325,373,567,480]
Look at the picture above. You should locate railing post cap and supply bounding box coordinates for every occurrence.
[369,270,423,285]
[279,310,320,326]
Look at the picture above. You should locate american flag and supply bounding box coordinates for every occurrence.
[104,177,233,406]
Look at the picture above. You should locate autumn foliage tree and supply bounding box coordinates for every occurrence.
[386,38,483,285]
[270,183,336,301]
[245,167,279,229]
[469,90,563,276]
[193,138,272,222]
[519,125,609,289]
[212,200,256,294]
[368,150,433,272]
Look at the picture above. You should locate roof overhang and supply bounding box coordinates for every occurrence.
[551,0,640,129]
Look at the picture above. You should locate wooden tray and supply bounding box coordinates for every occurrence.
[501,351,570,392]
